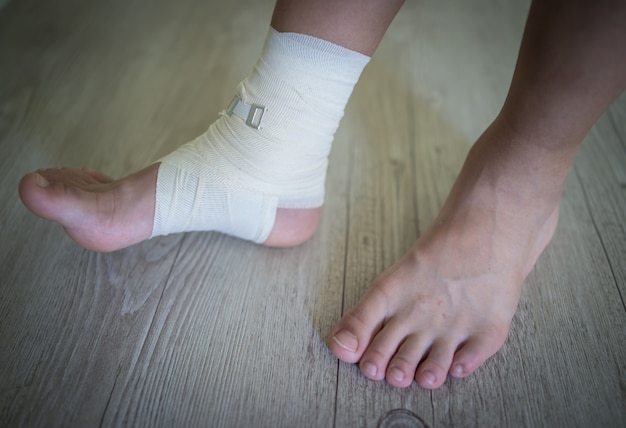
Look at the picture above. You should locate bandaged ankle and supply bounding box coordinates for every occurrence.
[152,28,370,243]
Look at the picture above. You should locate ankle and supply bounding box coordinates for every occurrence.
[467,120,571,206]
[150,29,369,244]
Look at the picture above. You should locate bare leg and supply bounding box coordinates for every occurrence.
[18,0,404,252]
[271,0,404,56]
[328,0,626,389]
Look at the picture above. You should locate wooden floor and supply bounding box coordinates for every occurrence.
[1,0,625,426]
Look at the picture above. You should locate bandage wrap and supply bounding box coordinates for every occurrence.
[152,28,370,242]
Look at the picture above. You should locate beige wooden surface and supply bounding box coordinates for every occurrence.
[1,0,624,427]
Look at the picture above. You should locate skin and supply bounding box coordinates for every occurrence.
[18,0,626,388]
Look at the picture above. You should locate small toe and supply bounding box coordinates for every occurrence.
[358,320,410,381]
[386,334,429,388]
[415,339,458,389]
[450,335,503,378]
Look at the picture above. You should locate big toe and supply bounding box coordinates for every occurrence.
[19,172,60,220]
[19,170,97,225]
[327,288,389,364]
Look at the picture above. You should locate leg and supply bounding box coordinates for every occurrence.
[18,0,404,252]
[328,0,626,389]
[271,0,403,56]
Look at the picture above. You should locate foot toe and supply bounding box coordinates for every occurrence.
[357,321,411,381]
[385,335,427,388]
[22,171,95,224]
[415,340,458,389]
[450,335,504,378]
[331,329,359,355]
[19,172,62,221]
[327,288,389,364]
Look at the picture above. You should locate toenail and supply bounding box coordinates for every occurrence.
[361,361,377,377]
[452,364,464,377]
[389,366,405,382]
[421,370,436,385]
[332,330,358,353]
[35,173,49,188]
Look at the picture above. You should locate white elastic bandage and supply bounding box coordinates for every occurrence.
[152,28,370,243]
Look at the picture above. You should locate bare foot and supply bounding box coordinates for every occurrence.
[18,163,321,252]
[327,119,563,389]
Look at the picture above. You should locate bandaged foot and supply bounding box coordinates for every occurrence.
[153,28,370,243]
[18,28,369,252]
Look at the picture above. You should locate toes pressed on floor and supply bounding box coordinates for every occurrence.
[451,364,466,377]
[418,369,438,387]
[448,335,504,378]
[328,319,502,389]
[360,361,379,379]
[386,364,422,388]
[387,366,406,383]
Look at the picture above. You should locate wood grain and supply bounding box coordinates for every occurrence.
[0,0,624,426]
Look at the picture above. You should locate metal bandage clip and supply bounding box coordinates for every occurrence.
[226,95,267,130]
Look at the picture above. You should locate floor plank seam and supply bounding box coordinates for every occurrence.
[428,388,435,427]
[405,74,421,236]
[573,165,626,311]
[99,364,122,428]
[332,362,340,428]
[333,134,355,428]
[340,136,355,317]
[110,236,187,423]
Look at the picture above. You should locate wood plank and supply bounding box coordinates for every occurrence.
[36,1,350,424]
[0,1,193,425]
[98,233,342,426]
[574,95,626,305]
[99,121,350,425]
[1,0,625,426]
[334,32,429,427]
[0,233,184,426]
[0,0,274,425]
